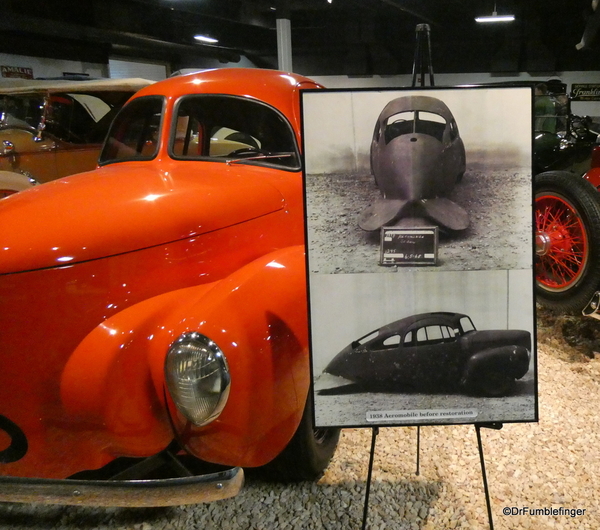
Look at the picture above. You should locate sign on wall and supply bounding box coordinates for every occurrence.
[302,86,537,429]
[571,83,600,101]
[1,65,33,79]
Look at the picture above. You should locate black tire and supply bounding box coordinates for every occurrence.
[535,171,600,313]
[476,371,515,397]
[258,393,340,482]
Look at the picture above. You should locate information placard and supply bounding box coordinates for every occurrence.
[380,227,438,265]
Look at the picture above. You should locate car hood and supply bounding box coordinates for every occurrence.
[0,161,287,274]
[462,329,531,352]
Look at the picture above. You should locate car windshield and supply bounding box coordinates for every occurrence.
[99,96,164,164]
[385,110,447,143]
[459,316,476,333]
[0,91,132,144]
[534,93,568,135]
[170,95,300,169]
[0,94,44,130]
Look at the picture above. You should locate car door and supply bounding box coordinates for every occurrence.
[399,324,462,388]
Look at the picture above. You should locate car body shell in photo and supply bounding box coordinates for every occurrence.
[324,312,531,397]
[0,68,340,506]
[359,95,468,232]
[0,78,152,197]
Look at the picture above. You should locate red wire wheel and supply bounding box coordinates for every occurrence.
[535,171,600,313]
[536,193,588,290]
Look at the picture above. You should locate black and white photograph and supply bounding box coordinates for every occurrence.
[302,86,533,274]
[303,86,537,429]
[309,269,537,428]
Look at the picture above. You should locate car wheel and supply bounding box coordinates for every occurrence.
[535,171,600,313]
[259,393,340,482]
[476,370,515,397]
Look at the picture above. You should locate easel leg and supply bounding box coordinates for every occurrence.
[475,423,503,530]
[361,427,379,530]
[416,425,420,476]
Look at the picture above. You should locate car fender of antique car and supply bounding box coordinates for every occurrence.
[0,169,37,198]
[0,68,340,506]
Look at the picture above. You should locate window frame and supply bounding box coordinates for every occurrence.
[98,95,165,167]
[168,94,301,172]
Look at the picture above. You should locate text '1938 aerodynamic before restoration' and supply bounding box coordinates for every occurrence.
[0,69,341,506]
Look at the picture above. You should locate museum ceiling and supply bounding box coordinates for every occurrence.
[1,0,599,76]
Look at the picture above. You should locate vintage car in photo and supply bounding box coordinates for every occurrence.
[324,312,531,397]
[359,95,467,232]
[0,77,152,197]
[0,68,340,506]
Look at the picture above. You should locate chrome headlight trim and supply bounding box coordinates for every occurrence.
[164,332,231,427]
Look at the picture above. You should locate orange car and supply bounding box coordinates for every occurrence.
[0,69,339,506]
[0,78,152,197]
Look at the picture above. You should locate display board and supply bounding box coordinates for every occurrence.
[302,86,537,429]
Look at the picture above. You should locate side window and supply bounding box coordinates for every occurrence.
[403,331,413,346]
[415,325,456,345]
[382,335,400,347]
[99,96,163,164]
[425,325,443,341]
[171,95,299,169]
[441,326,456,340]
[449,120,459,142]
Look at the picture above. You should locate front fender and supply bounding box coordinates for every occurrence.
[461,345,530,384]
[583,167,600,190]
[0,170,36,197]
[60,245,309,467]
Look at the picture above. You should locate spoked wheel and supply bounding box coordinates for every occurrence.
[535,171,600,313]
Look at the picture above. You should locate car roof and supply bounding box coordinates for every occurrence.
[378,95,455,122]
[373,312,469,338]
[134,68,323,136]
[0,78,154,95]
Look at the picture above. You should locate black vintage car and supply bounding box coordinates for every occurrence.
[324,312,531,397]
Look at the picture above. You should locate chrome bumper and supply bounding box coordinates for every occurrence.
[0,467,244,507]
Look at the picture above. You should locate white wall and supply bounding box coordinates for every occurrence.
[0,53,107,79]
[302,86,532,174]
[311,71,600,117]
[109,58,167,81]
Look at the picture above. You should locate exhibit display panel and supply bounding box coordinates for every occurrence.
[302,86,537,428]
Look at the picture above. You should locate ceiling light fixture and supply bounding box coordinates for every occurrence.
[475,2,515,23]
[194,34,218,44]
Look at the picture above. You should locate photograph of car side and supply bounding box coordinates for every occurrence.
[302,86,533,274]
[323,312,531,398]
[0,68,341,507]
[307,268,536,429]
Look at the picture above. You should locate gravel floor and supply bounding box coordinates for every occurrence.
[1,312,599,529]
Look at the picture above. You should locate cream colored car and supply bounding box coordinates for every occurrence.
[0,78,152,197]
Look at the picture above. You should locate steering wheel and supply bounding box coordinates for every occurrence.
[571,116,590,140]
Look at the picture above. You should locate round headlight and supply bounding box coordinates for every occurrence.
[165,332,231,427]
